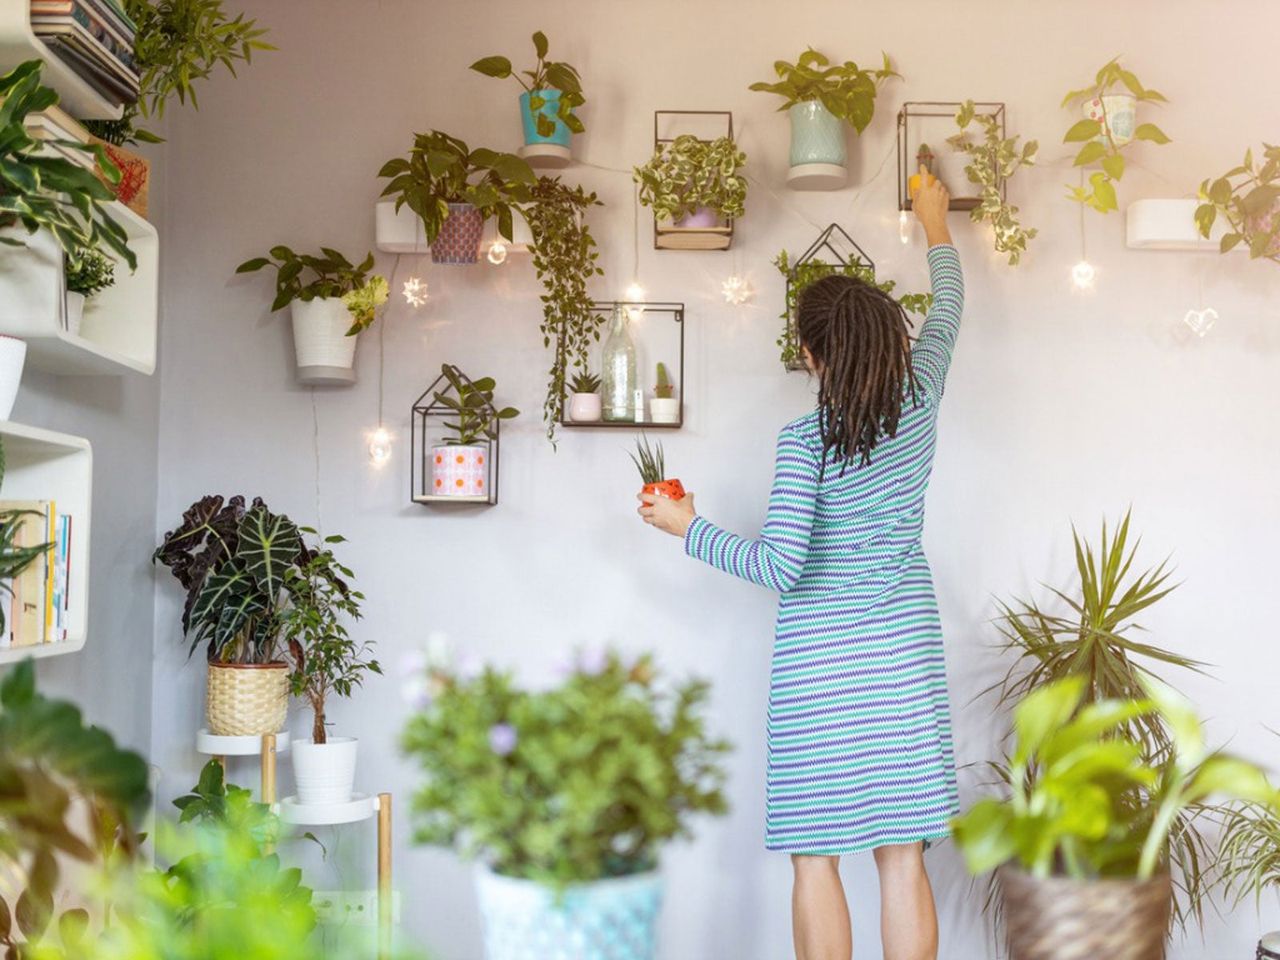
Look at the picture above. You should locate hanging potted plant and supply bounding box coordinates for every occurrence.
[946,100,1039,265]
[430,364,519,498]
[377,130,535,265]
[1195,143,1280,262]
[401,647,729,960]
[634,133,746,248]
[64,248,117,336]
[648,363,679,424]
[565,370,602,423]
[630,435,684,501]
[282,532,381,806]
[235,246,387,385]
[470,30,585,166]
[749,49,898,188]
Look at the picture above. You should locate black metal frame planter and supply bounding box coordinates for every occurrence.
[411,367,502,506]
[897,100,1006,212]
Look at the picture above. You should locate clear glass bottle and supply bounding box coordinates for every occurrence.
[601,304,636,422]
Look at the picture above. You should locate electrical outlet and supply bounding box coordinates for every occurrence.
[311,890,400,927]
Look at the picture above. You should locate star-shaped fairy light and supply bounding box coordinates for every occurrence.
[402,276,429,308]
[721,275,753,305]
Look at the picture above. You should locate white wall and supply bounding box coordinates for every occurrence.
[151,1,1280,957]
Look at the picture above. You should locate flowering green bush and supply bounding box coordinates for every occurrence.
[400,649,730,889]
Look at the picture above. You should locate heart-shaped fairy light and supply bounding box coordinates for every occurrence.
[1182,307,1218,338]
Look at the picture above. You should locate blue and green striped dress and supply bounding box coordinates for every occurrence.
[684,244,964,854]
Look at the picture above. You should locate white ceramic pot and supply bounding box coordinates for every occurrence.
[291,736,358,805]
[64,291,86,336]
[0,337,27,420]
[649,397,679,424]
[431,444,489,497]
[290,298,358,385]
[1083,93,1137,146]
[568,392,602,422]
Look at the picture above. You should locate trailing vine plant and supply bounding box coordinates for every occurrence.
[525,177,604,444]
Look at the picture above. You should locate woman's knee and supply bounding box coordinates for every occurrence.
[872,841,924,874]
[791,853,841,876]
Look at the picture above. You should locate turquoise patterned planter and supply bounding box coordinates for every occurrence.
[520,89,572,147]
[475,867,662,960]
[788,100,846,167]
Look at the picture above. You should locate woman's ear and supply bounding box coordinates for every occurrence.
[802,345,819,374]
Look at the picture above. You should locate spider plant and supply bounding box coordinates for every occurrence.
[1216,792,1280,907]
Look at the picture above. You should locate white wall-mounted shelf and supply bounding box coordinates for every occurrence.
[0,201,159,375]
[0,2,124,120]
[1126,198,1241,252]
[0,420,91,664]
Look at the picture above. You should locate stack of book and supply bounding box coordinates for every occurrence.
[29,0,139,106]
[0,500,73,649]
[21,102,95,170]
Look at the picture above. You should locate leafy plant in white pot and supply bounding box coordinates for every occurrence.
[282,531,380,806]
[236,246,387,385]
[430,364,518,498]
[64,248,116,336]
[401,648,730,960]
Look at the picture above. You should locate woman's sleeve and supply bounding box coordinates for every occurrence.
[911,243,965,401]
[682,425,820,593]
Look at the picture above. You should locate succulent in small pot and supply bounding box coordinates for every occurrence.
[648,362,679,424]
[63,248,116,336]
[566,370,602,423]
[907,142,938,197]
[470,31,585,149]
[634,134,747,228]
[430,364,519,498]
[631,434,684,501]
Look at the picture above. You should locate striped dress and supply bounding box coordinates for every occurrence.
[684,244,964,855]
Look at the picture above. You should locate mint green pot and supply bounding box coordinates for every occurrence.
[788,100,846,167]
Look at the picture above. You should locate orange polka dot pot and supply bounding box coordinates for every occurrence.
[431,444,487,497]
[642,478,686,501]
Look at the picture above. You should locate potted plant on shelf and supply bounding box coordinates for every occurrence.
[1195,144,1280,262]
[631,434,684,501]
[235,246,387,385]
[1062,58,1170,214]
[470,31,585,165]
[946,100,1039,265]
[430,364,518,498]
[401,648,729,960]
[634,133,747,245]
[649,363,679,424]
[377,130,536,265]
[749,49,898,188]
[565,370,602,423]
[281,531,380,806]
[952,676,1278,960]
[64,249,116,335]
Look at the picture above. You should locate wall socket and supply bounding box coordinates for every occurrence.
[312,889,400,927]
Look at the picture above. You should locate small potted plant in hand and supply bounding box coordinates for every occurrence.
[64,248,115,336]
[631,434,684,501]
[649,362,679,424]
[282,531,380,806]
[431,364,519,498]
[236,246,387,385]
[634,133,746,246]
[566,369,601,422]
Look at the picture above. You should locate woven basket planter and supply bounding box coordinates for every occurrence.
[206,662,289,736]
[998,865,1171,960]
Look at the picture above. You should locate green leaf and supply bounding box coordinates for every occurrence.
[1185,755,1278,806]
[236,257,270,273]
[532,31,548,60]
[1073,141,1107,167]
[1133,123,1171,145]
[1013,677,1086,764]
[1141,675,1203,767]
[951,798,1017,874]
[469,56,512,79]
[1101,153,1125,181]
[1064,119,1102,143]
[1220,232,1242,253]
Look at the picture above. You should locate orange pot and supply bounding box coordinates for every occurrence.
[642,478,685,501]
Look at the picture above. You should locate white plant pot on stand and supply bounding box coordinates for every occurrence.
[291,297,357,385]
[0,336,27,420]
[290,736,359,805]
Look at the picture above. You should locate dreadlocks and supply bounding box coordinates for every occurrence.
[796,274,919,473]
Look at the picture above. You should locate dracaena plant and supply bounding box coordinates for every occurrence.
[470,30,586,136]
[1195,144,1280,263]
[1061,57,1170,214]
[377,130,536,245]
[235,246,387,334]
[434,364,519,446]
[946,100,1038,266]
[749,48,898,133]
[634,134,747,223]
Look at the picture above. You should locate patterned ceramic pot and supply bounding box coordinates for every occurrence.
[1083,94,1137,146]
[1245,198,1280,258]
[788,100,846,167]
[291,297,357,385]
[568,392,602,422]
[519,89,572,147]
[431,444,489,497]
[431,204,485,264]
[475,866,662,960]
[642,478,685,501]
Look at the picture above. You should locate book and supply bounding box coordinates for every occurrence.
[0,500,53,648]
[38,34,138,101]
[31,0,137,47]
[22,103,92,144]
[33,12,138,73]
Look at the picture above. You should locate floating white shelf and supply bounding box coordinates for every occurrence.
[195,729,292,756]
[518,142,572,169]
[374,200,429,254]
[0,1,124,120]
[0,420,91,664]
[278,792,379,826]
[1126,198,1240,252]
[0,201,159,375]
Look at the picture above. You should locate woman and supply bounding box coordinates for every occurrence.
[638,176,961,960]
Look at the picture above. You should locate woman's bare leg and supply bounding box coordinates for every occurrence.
[873,842,938,960]
[791,854,852,960]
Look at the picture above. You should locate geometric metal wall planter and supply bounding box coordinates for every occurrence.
[897,101,1005,212]
[410,366,504,506]
[778,224,875,372]
[649,110,735,251]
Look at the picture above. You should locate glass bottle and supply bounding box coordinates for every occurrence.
[601,304,636,422]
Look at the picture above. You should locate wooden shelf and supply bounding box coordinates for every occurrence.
[0,420,91,664]
[411,494,492,504]
[0,200,158,375]
[0,2,125,120]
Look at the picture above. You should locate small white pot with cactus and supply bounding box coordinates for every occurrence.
[648,362,679,424]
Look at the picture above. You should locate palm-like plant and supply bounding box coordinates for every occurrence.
[1216,792,1280,907]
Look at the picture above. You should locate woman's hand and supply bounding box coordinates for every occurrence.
[911,165,952,247]
[637,491,697,538]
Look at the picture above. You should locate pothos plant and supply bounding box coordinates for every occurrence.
[946,100,1038,266]
[634,134,747,223]
[433,364,519,446]
[524,177,604,444]
[1195,144,1280,263]
[773,250,931,370]
[750,48,898,133]
[1061,57,1170,213]
[470,30,586,136]
[235,247,388,334]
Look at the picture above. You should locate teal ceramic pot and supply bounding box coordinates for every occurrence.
[475,866,662,960]
[430,203,484,265]
[520,89,572,147]
[788,100,846,168]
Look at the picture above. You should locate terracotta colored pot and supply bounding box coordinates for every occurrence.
[642,479,685,501]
